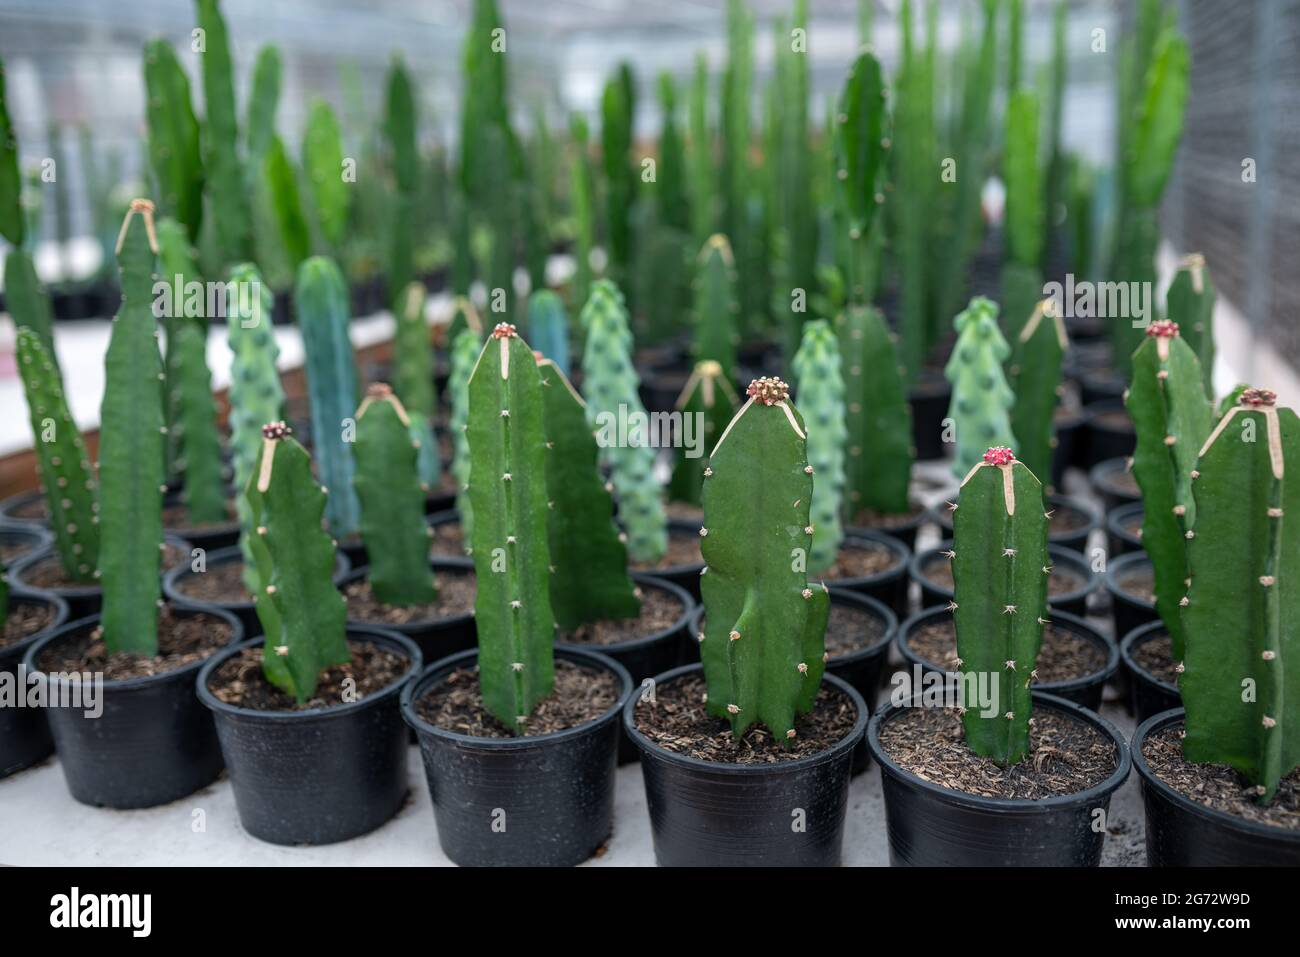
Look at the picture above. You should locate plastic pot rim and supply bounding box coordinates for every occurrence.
[162,543,354,615]
[1104,550,1157,611]
[1119,620,1179,696]
[1105,501,1145,547]
[555,574,695,655]
[0,587,71,663]
[340,555,476,631]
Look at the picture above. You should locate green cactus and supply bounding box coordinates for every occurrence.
[302,100,349,251]
[951,446,1050,765]
[601,70,634,282]
[15,329,99,581]
[1126,320,1212,660]
[792,321,847,574]
[838,305,913,516]
[656,72,690,235]
[687,52,716,249]
[698,376,829,743]
[384,56,418,313]
[691,234,739,380]
[142,39,203,242]
[580,280,667,564]
[294,256,361,538]
[447,327,479,545]
[1041,0,1068,275]
[246,423,350,702]
[0,55,22,246]
[1182,388,1300,801]
[526,289,570,377]
[244,45,281,162]
[720,0,754,324]
[536,357,641,629]
[99,201,166,655]
[1166,253,1216,395]
[1001,87,1045,349]
[1008,299,1068,488]
[466,324,556,731]
[569,114,595,313]
[353,385,437,606]
[156,216,201,476]
[833,50,888,310]
[945,297,1017,478]
[668,361,740,507]
[195,0,251,267]
[4,250,56,373]
[171,321,227,524]
[392,281,440,490]
[263,135,310,272]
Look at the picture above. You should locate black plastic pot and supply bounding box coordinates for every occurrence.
[821,531,911,619]
[909,370,952,462]
[639,518,706,601]
[639,367,693,415]
[162,488,241,553]
[198,627,421,845]
[342,557,477,664]
[1120,621,1181,722]
[0,588,69,777]
[1089,456,1141,513]
[557,574,693,687]
[1050,408,1087,490]
[1105,550,1159,643]
[162,544,352,638]
[0,489,47,527]
[626,662,866,866]
[896,605,1118,711]
[928,492,1100,553]
[1078,367,1127,407]
[1106,501,1144,557]
[24,604,243,808]
[1082,399,1135,468]
[425,509,468,560]
[403,646,631,866]
[0,519,53,564]
[912,541,1098,618]
[845,502,927,551]
[868,691,1131,865]
[1132,709,1300,866]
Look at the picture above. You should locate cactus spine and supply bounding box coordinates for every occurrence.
[195,0,252,267]
[1009,299,1068,488]
[1183,389,1300,801]
[172,321,227,523]
[1126,320,1212,660]
[699,376,829,743]
[526,289,571,378]
[1166,253,1216,394]
[691,234,738,380]
[945,297,1016,478]
[447,327,480,545]
[668,361,739,507]
[142,39,203,242]
[952,447,1050,765]
[792,321,846,574]
[467,324,556,731]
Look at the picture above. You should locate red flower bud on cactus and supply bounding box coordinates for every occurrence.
[1146,319,1180,338]
[983,446,1015,466]
[746,376,790,405]
[491,322,517,339]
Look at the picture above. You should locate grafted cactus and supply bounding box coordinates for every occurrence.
[838,305,913,516]
[246,423,350,702]
[354,385,436,605]
[142,38,203,241]
[580,280,667,564]
[447,327,479,544]
[466,324,556,731]
[792,321,846,574]
[171,321,227,523]
[1166,253,1216,394]
[952,447,1050,765]
[526,289,571,377]
[668,361,739,507]
[1009,299,1068,487]
[945,297,1016,478]
[1183,389,1300,802]
[699,376,829,743]
[15,329,98,581]
[1127,319,1212,660]
[392,281,440,489]
[691,235,739,381]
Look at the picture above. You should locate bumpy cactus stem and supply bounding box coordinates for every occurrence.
[467,324,556,731]
[1166,253,1216,395]
[392,281,440,489]
[4,250,56,375]
[792,321,847,574]
[1009,299,1068,488]
[354,384,437,605]
[526,289,571,378]
[447,327,479,545]
[142,38,203,242]
[99,200,166,655]
[195,0,252,267]
[172,321,228,523]
[15,329,99,581]
[1127,319,1212,660]
[691,235,739,381]
[945,296,1017,478]
[1183,389,1300,801]
[952,447,1050,765]
[668,361,739,507]
[699,376,829,743]
[246,423,350,702]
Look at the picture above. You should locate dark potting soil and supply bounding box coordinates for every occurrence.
[22,542,188,589]
[7,496,46,521]
[1116,564,1155,604]
[1131,630,1179,685]
[695,601,887,659]
[878,706,1118,799]
[560,586,683,646]
[0,538,43,564]
[174,559,251,604]
[37,607,234,680]
[1144,722,1300,831]
[0,601,57,650]
[825,539,901,580]
[162,502,236,531]
[631,530,703,571]
[850,502,925,531]
[343,572,475,625]
[429,520,467,557]
[415,660,620,737]
[924,556,1085,597]
[632,674,858,764]
[909,618,1105,683]
[1120,510,1143,538]
[208,639,409,712]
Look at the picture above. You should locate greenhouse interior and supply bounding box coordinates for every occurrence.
[0,0,1297,886]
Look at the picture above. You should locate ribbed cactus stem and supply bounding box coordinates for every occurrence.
[1166,252,1216,394]
[196,0,252,267]
[839,305,913,515]
[1009,298,1069,487]
[792,320,846,573]
[525,289,571,377]
[834,50,888,307]
[392,281,440,489]
[142,38,203,241]
[668,360,740,507]
[447,327,479,545]
[691,235,739,380]
[172,321,227,523]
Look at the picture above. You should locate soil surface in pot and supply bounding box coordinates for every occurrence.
[631,529,704,571]
[1118,510,1143,538]
[174,559,252,603]
[824,539,902,580]
[0,538,43,564]
[1131,631,1178,685]
[909,617,1104,683]
[924,556,1085,597]
[559,587,682,646]
[849,502,926,532]
[0,602,58,649]
[1105,467,1140,497]
[23,542,188,589]
[428,520,467,557]
[633,674,857,763]
[344,572,475,625]
[697,602,887,659]
[37,607,234,679]
[5,496,46,522]
[415,660,619,737]
[209,638,408,711]
[162,502,236,530]
[879,706,1117,798]
[1143,722,1300,830]
[1114,563,1155,604]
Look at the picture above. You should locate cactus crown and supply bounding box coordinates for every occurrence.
[746,376,789,405]
[1240,388,1277,408]
[1146,319,1179,339]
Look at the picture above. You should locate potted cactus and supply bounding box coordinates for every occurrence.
[0,565,70,777]
[197,422,422,845]
[625,376,869,866]
[868,447,1130,866]
[1133,388,1300,864]
[401,323,633,866]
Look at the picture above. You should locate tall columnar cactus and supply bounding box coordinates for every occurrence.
[537,357,641,629]
[526,290,571,377]
[156,217,200,476]
[833,50,888,310]
[945,297,1017,478]
[792,321,847,574]
[668,360,739,507]
[392,282,440,490]
[569,114,595,313]
[687,52,716,249]
[303,100,349,251]
[0,54,22,246]
[384,56,418,313]
[172,321,227,523]
[99,201,166,655]
[1126,320,1212,660]
[263,135,311,272]
[699,376,829,743]
[1166,253,1216,394]
[1009,299,1068,487]
[1182,389,1300,801]
[1001,87,1045,350]
[601,69,634,282]
[195,0,252,267]
[447,327,479,543]
[838,305,914,516]
[294,256,361,538]
[466,324,556,731]
[580,280,667,564]
[4,250,56,374]
[691,234,738,380]
[951,447,1050,765]
[354,385,437,606]
[15,329,99,581]
[142,39,203,242]
[246,423,350,702]
[243,44,281,161]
